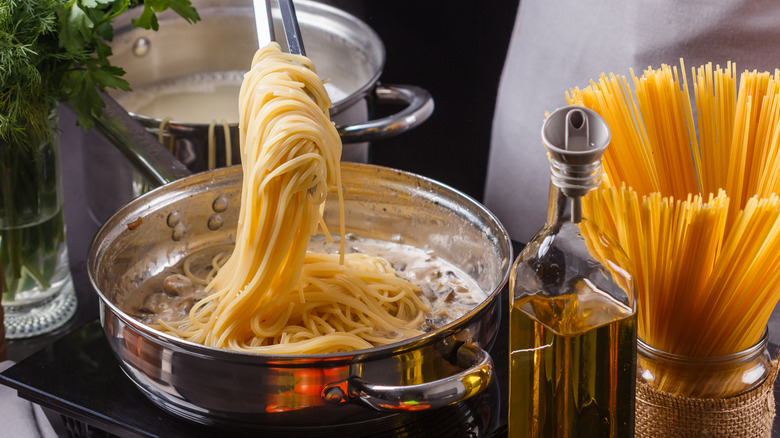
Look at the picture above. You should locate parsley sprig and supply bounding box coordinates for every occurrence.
[0,0,200,146]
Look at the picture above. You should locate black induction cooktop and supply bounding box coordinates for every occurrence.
[0,308,509,438]
[0,240,517,438]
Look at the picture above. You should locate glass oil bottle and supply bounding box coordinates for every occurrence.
[508,106,637,437]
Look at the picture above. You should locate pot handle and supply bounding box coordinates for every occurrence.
[322,342,492,411]
[93,90,192,186]
[338,84,435,144]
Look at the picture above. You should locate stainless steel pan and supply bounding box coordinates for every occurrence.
[87,97,512,427]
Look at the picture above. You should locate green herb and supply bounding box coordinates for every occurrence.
[0,0,200,146]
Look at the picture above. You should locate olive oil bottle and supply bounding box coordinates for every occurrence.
[508,106,637,437]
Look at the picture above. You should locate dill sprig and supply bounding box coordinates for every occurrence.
[0,0,200,147]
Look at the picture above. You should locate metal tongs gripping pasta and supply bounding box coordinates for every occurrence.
[253,0,306,56]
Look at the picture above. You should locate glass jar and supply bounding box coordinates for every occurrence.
[637,329,770,399]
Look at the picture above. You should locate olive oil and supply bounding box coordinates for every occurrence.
[508,106,637,437]
[509,293,636,437]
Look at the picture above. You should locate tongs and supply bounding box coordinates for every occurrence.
[253,0,306,56]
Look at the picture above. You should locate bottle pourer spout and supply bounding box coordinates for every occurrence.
[541,105,611,223]
[565,109,590,151]
[542,105,610,165]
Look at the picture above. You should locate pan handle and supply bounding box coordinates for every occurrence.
[338,84,434,144]
[322,342,492,411]
[92,90,192,187]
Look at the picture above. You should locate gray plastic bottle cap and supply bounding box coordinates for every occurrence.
[542,105,611,165]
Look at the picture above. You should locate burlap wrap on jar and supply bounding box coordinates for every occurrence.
[636,359,779,438]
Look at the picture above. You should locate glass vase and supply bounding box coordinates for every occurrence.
[0,105,77,338]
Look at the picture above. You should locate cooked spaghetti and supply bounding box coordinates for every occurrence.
[152,43,429,354]
[567,62,780,395]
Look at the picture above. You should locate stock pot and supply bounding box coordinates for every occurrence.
[87,162,512,429]
[83,0,433,224]
[107,0,432,162]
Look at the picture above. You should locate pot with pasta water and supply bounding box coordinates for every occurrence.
[88,162,512,428]
[82,0,434,225]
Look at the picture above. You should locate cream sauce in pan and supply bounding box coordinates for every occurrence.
[122,233,487,334]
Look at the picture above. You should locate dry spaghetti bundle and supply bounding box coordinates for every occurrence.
[569,61,780,397]
[155,43,428,354]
